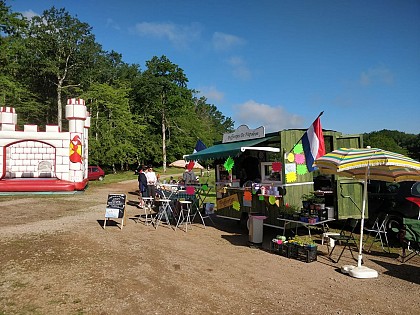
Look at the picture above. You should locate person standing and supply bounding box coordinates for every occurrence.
[138,165,148,207]
[145,165,157,199]
[183,165,196,184]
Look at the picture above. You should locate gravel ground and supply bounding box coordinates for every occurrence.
[0,179,419,315]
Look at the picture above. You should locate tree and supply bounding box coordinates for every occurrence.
[405,134,420,161]
[192,95,234,142]
[139,55,192,172]
[82,82,137,171]
[0,3,236,171]
[0,1,31,111]
[25,7,101,130]
[363,129,419,158]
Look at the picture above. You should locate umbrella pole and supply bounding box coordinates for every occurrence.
[346,164,378,278]
[357,167,368,268]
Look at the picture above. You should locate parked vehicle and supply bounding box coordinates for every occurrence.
[88,166,105,181]
[368,180,420,234]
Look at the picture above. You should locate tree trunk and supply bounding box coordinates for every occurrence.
[95,110,99,140]
[162,107,167,173]
[57,86,63,130]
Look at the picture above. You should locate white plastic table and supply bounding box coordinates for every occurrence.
[277,217,335,238]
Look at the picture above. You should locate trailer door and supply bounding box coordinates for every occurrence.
[335,134,365,219]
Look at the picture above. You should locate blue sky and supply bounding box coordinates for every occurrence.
[9,0,420,135]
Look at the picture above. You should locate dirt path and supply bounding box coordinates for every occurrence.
[0,180,419,314]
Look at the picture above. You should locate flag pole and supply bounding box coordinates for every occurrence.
[287,111,324,154]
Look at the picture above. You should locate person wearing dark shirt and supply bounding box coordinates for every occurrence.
[138,165,148,207]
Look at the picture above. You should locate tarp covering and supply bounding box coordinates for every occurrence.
[184,136,277,161]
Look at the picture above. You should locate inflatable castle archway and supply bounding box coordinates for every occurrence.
[0,98,90,192]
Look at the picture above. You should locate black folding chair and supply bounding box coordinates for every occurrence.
[328,218,359,263]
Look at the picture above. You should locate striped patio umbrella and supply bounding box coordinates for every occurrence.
[315,148,420,278]
[315,147,420,182]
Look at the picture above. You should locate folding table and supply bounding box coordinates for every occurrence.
[154,199,175,230]
[191,184,214,227]
[277,217,335,238]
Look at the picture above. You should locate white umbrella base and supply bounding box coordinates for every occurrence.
[340,265,355,274]
[340,265,378,278]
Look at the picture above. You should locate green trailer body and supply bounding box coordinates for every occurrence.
[187,128,364,228]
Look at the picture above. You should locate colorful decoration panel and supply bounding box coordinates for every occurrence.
[285,141,309,183]
[186,186,195,195]
[244,191,252,201]
[224,157,234,171]
[232,200,241,211]
[272,162,282,172]
[268,195,276,205]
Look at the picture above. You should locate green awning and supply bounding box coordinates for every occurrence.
[185,136,277,161]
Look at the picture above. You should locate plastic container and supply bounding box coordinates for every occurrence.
[248,213,267,245]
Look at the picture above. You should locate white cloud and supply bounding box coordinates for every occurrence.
[198,86,224,102]
[233,100,304,132]
[227,56,251,80]
[106,18,121,31]
[21,10,38,20]
[359,65,394,86]
[132,21,201,49]
[212,32,245,51]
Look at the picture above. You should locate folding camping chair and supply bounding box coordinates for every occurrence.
[363,213,390,253]
[328,218,359,263]
[394,218,420,263]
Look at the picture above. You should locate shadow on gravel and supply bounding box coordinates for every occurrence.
[126,199,139,207]
[97,219,122,229]
[370,258,420,284]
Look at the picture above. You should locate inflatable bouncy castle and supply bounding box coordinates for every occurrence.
[0,98,90,192]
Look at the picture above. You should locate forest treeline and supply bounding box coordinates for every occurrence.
[363,130,419,161]
[1,2,418,173]
[0,2,234,172]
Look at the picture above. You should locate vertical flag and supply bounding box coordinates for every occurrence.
[302,112,325,172]
[193,139,207,153]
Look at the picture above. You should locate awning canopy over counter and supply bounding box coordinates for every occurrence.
[184,136,278,161]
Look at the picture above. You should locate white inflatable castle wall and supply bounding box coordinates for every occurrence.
[0,98,90,183]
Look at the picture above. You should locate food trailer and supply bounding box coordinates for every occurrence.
[185,125,364,230]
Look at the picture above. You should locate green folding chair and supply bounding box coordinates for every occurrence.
[394,218,420,263]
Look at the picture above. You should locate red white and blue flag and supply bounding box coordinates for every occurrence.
[302,112,325,172]
[193,139,207,153]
